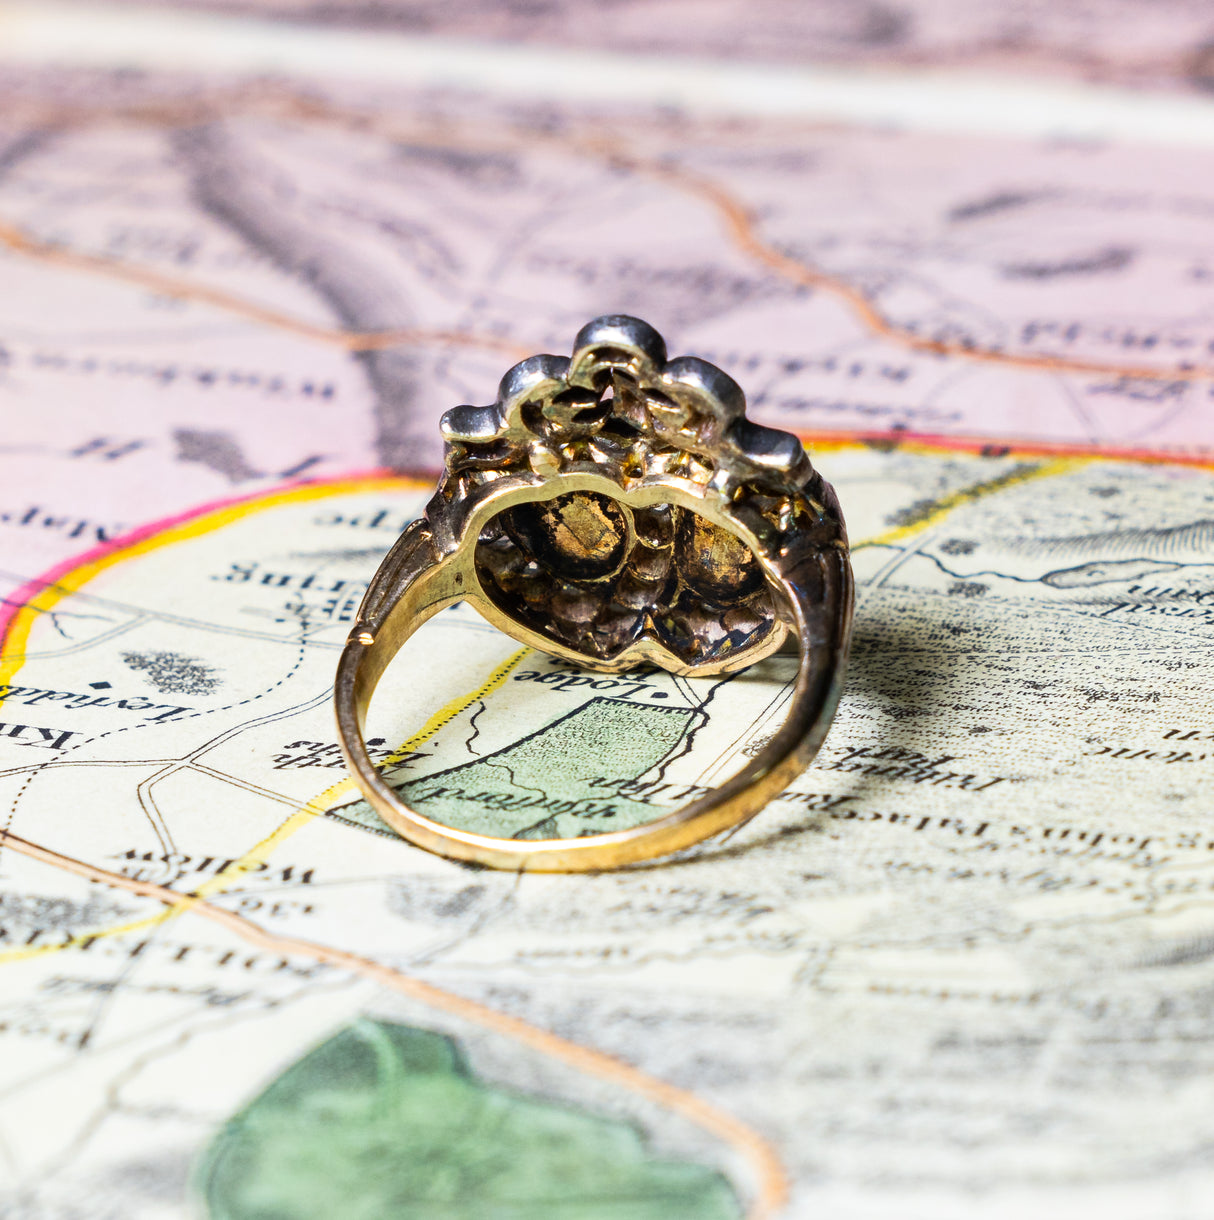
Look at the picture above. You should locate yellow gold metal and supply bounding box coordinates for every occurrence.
[335,315,853,871]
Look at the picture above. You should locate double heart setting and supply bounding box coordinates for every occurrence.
[429,316,840,674]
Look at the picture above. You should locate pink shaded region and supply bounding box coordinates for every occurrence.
[0,468,404,654]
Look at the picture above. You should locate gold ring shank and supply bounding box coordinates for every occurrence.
[334,524,852,873]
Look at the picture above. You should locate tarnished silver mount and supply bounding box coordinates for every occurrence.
[335,316,854,870]
[414,314,849,675]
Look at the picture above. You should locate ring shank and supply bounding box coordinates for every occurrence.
[334,525,853,872]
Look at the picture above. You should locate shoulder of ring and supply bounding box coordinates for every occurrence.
[356,518,442,624]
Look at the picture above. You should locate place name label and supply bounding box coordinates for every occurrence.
[0,684,190,721]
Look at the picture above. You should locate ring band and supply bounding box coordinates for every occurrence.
[335,315,853,871]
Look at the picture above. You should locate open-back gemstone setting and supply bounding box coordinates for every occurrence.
[475,490,775,666]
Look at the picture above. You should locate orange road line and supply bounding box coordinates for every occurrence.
[0,218,529,359]
[0,825,789,1218]
[264,96,1214,385]
[0,471,789,1217]
[284,96,1214,383]
[1,94,1210,387]
[204,91,1214,386]
[619,151,1214,384]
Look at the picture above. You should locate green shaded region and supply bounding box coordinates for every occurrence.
[400,697,694,838]
[332,697,697,840]
[327,799,401,839]
[198,1019,741,1220]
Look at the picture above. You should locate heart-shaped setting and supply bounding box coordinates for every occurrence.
[336,315,854,869]
[425,314,847,676]
[474,490,776,666]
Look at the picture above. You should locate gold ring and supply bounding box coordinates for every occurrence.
[335,315,853,871]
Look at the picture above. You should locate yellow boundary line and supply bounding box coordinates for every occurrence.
[0,474,794,1213]
[0,476,422,965]
[0,476,413,695]
[0,454,1091,1215]
[186,644,528,901]
[852,455,1083,550]
[0,646,529,966]
[0,453,1082,966]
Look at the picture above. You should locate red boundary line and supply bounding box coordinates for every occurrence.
[0,466,410,648]
[795,426,1214,468]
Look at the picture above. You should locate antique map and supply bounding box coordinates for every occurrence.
[1,6,1214,1219]
[60,0,1214,93]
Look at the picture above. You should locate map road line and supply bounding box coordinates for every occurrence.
[184,645,531,909]
[0,470,418,702]
[0,217,529,358]
[0,472,423,959]
[0,471,791,1216]
[2,102,1213,387]
[0,648,530,961]
[0,899,182,966]
[623,151,1214,386]
[0,824,793,1218]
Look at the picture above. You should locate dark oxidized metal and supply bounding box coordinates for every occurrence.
[335,315,853,870]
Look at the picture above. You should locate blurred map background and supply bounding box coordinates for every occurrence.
[0,3,1213,1218]
[60,0,1214,92]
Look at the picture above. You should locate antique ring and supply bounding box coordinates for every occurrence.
[335,316,853,871]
